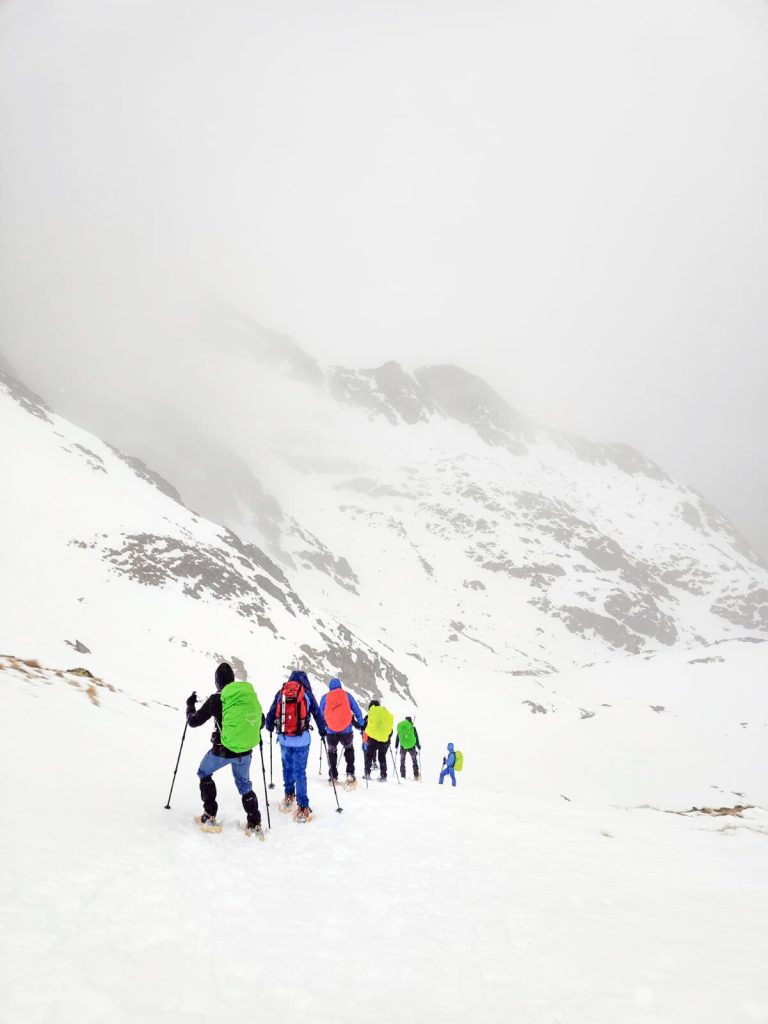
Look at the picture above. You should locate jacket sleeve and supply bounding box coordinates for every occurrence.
[395,734,400,750]
[349,695,364,728]
[187,694,217,729]
[308,689,325,732]
[414,727,421,749]
[265,691,280,732]
[318,694,327,721]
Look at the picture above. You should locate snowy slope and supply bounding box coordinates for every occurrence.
[1,641,766,1024]
[0,368,413,707]
[51,317,765,684]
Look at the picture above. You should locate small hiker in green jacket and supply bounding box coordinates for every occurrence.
[395,716,421,780]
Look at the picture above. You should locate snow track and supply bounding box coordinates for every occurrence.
[2,659,767,1023]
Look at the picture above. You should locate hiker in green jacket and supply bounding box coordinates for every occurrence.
[187,662,264,834]
[395,716,421,780]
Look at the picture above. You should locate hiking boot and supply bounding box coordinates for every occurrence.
[328,777,339,786]
[278,795,296,813]
[378,776,388,783]
[363,773,371,781]
[196,813,222,833]
[346,775,356,784]
[294,805,313,824]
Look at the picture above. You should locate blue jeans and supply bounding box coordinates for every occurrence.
[439,767,456,787]
[197,751,260,825]
[198,751,253,794]
[281,743,310,807]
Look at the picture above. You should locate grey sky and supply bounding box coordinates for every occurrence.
[2,0,767,554]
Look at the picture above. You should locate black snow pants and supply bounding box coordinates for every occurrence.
[327,731,355,779]
[399,745,419,778]
[364,738,389,779]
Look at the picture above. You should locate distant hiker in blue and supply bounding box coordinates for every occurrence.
[265,670,325,823]
[319,677,364,783]
[186,662,264,833]
[439,742,458,787]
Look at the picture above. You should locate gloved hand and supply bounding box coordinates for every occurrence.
[186,691,197,708]
[318,726,327,738]
[417,744,422,750]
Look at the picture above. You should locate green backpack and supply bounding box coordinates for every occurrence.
[220,681,262,754]
[397,719,417,750]
[453,750,464,771]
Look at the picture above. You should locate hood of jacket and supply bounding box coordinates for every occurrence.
[328,677,342,691]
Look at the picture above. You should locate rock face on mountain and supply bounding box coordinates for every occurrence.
[0,366,412,705]
[2,327,767,700]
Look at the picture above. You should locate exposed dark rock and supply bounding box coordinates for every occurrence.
[522,700,549,714]
[65,639,91,654]
[230,656,248,680]
[555,604,644,653]
[0,367,53,423]
[415,364,529,455]
[711,586,768,631]
[291,525,359,594]
[547,430,668,481]
[296,625,413,705]
[102,533,280,631]
[603,591,677,645]
[107,445,184,505]
[72,444,107,473]
[220,528,290,587]
[463,579,486,591]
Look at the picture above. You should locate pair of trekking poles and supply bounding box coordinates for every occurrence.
[163,721,273,829]
[164,727,347,822]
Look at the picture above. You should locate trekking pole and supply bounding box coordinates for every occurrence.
[390,743,401,785]
[268,732,275,789]
[164,721,188,809]
[319,741,324,776]
[322,736,343,813]
[259,740,272,830]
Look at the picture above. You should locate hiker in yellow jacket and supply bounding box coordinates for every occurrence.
[362,699,394,782]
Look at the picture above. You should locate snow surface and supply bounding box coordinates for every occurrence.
[2,365,767,1022]
[2,642,767,1024]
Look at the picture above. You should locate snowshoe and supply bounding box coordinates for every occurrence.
[344,775,358,790]
[195,814,223,834]
[278,795,296,813]
[293,805,313,824]
[239,821,266,841]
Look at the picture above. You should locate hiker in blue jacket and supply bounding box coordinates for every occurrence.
[319,677,364,783]
[265,670,325,823]
[439,742,457,787]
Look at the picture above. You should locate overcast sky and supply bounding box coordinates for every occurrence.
[2,0,767,554]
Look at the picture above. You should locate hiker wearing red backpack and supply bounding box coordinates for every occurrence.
[265,670,325,823]
[319,677,364,787]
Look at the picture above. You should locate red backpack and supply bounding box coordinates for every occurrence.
[324,688,353,732]
[276,681,309,736]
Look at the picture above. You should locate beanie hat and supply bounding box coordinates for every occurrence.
[215,662,235,691]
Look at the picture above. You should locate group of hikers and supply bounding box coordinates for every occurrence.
[184,663,461,837]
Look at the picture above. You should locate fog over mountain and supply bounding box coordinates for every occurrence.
[1,0,767,558]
